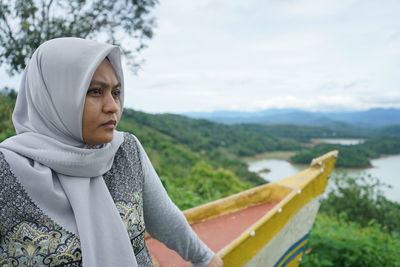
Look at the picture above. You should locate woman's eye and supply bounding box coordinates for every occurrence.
[87,88,102,95]
[112,89,121,97]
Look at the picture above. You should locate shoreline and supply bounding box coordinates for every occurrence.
[244,151,400,170]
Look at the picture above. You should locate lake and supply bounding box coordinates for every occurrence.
[248,154,400,203]
[311,138,365,146]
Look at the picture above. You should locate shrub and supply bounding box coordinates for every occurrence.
[301,214,400,267]
[321,173,400,235]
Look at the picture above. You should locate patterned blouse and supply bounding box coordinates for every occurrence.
[0,133,154,266]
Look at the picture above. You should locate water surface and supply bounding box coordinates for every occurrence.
[247,154,399,203]
[311,138,365,145]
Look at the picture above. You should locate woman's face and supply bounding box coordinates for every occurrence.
[82,59,121,145]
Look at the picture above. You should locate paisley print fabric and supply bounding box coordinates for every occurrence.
[1,221,81,267]
[103,133,152,265]
[0,133,153,266]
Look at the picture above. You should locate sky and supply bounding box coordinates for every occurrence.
[2,0,400,113]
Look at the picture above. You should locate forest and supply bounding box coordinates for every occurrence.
[1,89,400,265]
[291,137,400,167]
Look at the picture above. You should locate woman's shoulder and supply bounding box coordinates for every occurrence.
[0,149,12,173]
[119,131,144,153]
[112,132,143,167]
[121,131,140,144]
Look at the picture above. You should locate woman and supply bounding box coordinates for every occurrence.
[0,37,223,267]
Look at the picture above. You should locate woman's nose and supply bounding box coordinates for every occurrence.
[103,91,120,114]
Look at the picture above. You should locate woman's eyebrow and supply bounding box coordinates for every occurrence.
[89,80,121,88]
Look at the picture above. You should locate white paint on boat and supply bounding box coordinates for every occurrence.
[244,196,321,267]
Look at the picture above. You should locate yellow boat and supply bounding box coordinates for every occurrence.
[147,150,338,267]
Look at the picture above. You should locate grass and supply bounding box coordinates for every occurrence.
[244,151,297,162]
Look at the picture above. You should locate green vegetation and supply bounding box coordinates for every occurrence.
[301,173,400,266]
[291,138,400,167]
[123,110,301,157]
[117,111,256,209]
[235,124,358,142]
[301,214,400,266]
[161,162,251,210]
[119,109,304,193]
[1,90,273,209]
[0,90,259,209]
[321,173,400,235]
[244,151,296,161]
[258,168,271,173]
[372,125,400,137]
[0,88,16,141]
[0,0,157,75]
[1,90,400,265]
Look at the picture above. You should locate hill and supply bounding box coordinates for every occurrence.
[0,91,268,208]
[184,108,400,129]
[2,90,398,206]
[0,90,300,208]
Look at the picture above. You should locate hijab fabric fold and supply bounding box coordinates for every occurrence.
[0,37,138,267]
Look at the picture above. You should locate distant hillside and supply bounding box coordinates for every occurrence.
[1,89,399,208]
[291,137,400,167]
[184,108,400,129]
[0,92,265,208]
[123,110,301,156]
[371,125,400,137]
[233,124,360,142]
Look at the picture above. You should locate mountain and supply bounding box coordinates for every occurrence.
[183,108,400,128]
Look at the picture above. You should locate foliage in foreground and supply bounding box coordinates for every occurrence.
[117,112,255,209]
[301,214,400,267]
[321,173,400,235]
[0,88,16,141]
[161,161,251,210]
[0,0,158,75]
[302,173,400,266]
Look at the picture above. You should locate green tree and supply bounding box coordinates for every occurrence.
[188,161,250,200]
[302,173,400,266]
[321,173,400,235]
[0,0,158,75]
[0,87,16,141]
[301,215,400,267]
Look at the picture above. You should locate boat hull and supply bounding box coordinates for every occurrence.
[244,196,321,267]
[147,151,338,267]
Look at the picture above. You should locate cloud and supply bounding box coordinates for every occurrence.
[2,0,399,114]
[66,0,400,114]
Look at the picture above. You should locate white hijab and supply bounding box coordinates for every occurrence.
[0,37,138,266]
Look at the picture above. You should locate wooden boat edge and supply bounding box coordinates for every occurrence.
[184,150,339,266]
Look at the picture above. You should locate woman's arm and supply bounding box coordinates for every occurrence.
[133,135,221,267]
[205,255,224,267]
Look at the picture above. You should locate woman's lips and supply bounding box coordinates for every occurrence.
[102,120,116,129]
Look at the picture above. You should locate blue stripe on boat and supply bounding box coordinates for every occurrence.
[280,244,306,267]
[273,231,310,267]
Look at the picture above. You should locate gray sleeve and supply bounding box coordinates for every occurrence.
[132,135,214,267]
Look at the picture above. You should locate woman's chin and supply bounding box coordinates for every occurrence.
[84,132,114,146]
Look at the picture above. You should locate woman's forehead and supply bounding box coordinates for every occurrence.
[91,59,119,83]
